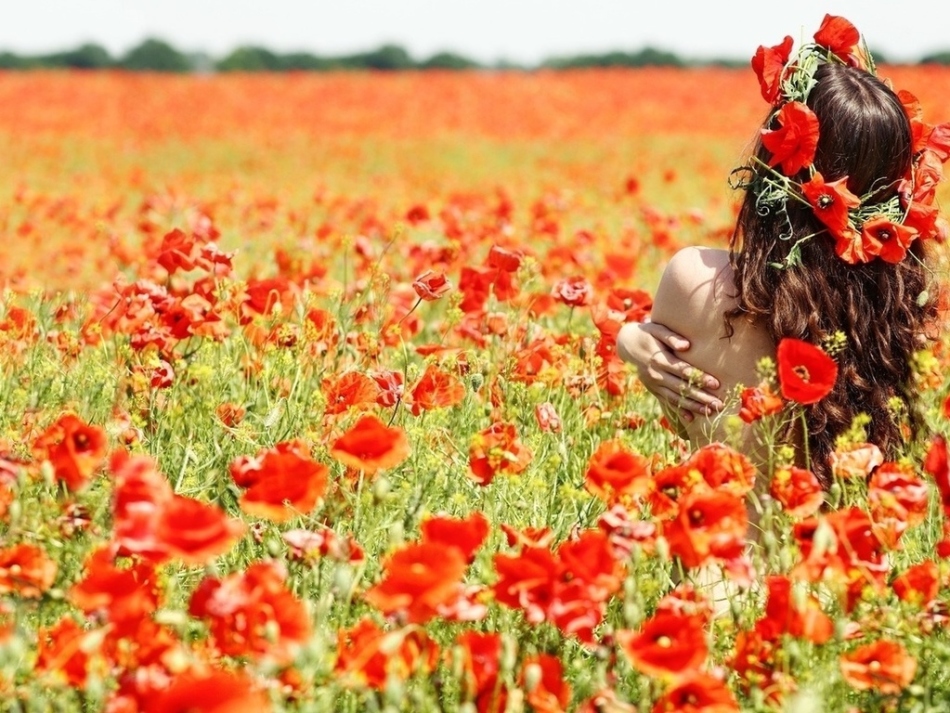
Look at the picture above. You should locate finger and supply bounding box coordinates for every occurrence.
[651,353,721,392]
[656,386,715,416]
[657,378,723,412]
[641,322,691,352]
[679,409,694,423]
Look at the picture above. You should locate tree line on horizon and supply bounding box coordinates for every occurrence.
[2,38,950,72]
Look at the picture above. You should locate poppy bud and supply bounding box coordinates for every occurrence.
[523,662,542,693]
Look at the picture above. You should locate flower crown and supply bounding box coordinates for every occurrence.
[733,14,949,267]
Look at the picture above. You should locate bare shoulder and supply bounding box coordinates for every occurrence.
[655,247,737,316]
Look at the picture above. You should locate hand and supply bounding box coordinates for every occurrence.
[616,321,722,423]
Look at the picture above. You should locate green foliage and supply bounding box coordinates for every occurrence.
[216,45,285,72]
[922,51,950,65]
[420,51,481,71]
[42,43,114,69]
[118,38,193,72]
[544,46,684,69]
[340,44,415,71]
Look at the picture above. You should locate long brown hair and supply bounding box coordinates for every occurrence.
[728,62,936,487]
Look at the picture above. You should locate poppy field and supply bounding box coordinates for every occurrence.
[4,66,950,712]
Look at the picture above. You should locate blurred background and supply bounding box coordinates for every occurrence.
[3,0,950,71]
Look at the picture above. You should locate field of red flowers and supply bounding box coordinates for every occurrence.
[2,67,950,712]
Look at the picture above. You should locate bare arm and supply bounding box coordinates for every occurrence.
[616,320,722,422]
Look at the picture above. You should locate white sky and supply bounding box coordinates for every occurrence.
[4,1,950,63]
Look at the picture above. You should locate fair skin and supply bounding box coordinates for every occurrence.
[616,246,775,445]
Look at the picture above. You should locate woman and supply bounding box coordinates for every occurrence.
[617,16,944,487]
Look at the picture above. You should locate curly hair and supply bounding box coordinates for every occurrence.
[727,62,937,487]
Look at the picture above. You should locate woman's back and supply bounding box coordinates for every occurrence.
[649,246,774,445]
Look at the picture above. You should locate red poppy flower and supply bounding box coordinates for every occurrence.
[651,672,739,713]
[598,505,657,560]
[647,463,698,520]
[0,543,57,598]
[861,216,918,264]
[456,631,506,712]
[408,364,465,416]
[761,102,820,176]
[731,628,793,705]
[420,512,489,563]
[283,526,365,564]
[330,414,410,474]
[687,443,757,496]
[35,616,91,687]
[840,639,917,695]
[493,546,562,621]
[236,448,329,523]
[924,435,950,516]
[738,384,784,423]
[500,524,555,548]
[801,172,860,240]
[793,507,888,607]
[605,287,652,322]
[156,228,199,274]
[322,371,380,416]
[69,548,159,636]
[216,402,246,427]
[770,466,824,518]
[469,421,532,485]
[405,203,430,223]
[412,270,452,301]
[240,276,295,323]
[617,610,708,680]
[521,655,572,713]
[751,35,794,104]
[893,560,939,606]
[758,575,833,644]
[904,150,943,206]
[364,541,469,623]
[487,244,523,272]
[189,561,310,663]
[33,414,108,491]
[336,618,438,690]
[156,494,245,564]
[535,402,563,433]
[831,442,884,480]
[145,669,271,713]
[663,489,748,568]
[833,228,872,264]
[904,201,941,244]
[813,15,861,64]
[868,462,929,530]
[552,276,593,307]
[494,533,618,644]
[370,369,404,407]
[584,439,651,503]
[775,338,837,404]
[558,529,624,601]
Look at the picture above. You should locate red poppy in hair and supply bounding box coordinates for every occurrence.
[761,102,820,176]
[776,338,837,404]
[751,35,794,105]
[801,172,860,240]
[861,216,919,264]
[813,15,861,64]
